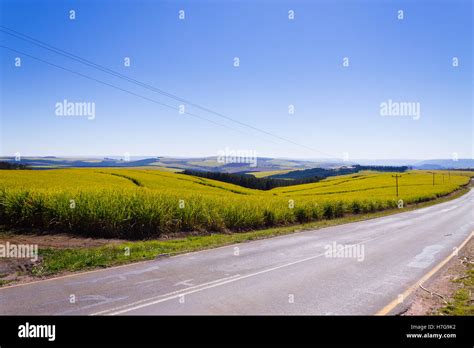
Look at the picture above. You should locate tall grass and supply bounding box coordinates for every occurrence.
[0,169,470,239]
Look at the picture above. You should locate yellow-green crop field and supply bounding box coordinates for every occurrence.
[0,169,471,239]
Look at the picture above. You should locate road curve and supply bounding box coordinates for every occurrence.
[1,189,473,315]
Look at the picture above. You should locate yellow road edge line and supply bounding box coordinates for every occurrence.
[376,230,473,316]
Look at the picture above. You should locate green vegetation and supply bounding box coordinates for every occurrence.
[0,279,13,286]
[184,165,411,190]
[269,165,409,179]
[0,161,30,170]
[0,169,471,239]
[438,265,473,315]
[182,169,321,190]
[250,170,292,178]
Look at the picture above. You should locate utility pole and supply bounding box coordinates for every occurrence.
[429,171,435,186]
[442,174,445,184]
[392,174,402,197]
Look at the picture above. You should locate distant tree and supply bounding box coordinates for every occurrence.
[0,161,30,170]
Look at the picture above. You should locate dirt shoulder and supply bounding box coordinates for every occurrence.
[0,229,125,249]
[0,229,125,286]
[403,238,473,316]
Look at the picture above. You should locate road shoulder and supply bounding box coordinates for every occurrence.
[403,238,473,315]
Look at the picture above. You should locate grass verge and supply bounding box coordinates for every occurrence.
[24,186,470,279]
[438,260,473,315]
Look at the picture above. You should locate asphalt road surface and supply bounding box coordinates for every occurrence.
[1,189,473,315]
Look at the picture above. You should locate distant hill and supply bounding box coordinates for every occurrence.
[412,159,474,170]
[0,156,346,173]
[355,158,474,169]
[269,165,410,180]
[1,156,471,172]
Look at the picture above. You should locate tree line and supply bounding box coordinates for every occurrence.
[181,170,322,190]
[269,165,410,180]
[0,161,30,170]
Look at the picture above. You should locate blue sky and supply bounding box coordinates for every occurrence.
[0,0,472,160]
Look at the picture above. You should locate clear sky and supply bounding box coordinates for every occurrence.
[0,0,472,160]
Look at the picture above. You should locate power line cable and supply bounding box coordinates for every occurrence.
[0,45,267,141]
[0,26,338,158]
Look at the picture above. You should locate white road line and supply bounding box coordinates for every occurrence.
[439,206,458,213]
[91,274,242,315]
[135,278,163,285]
[102,237,380,315]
